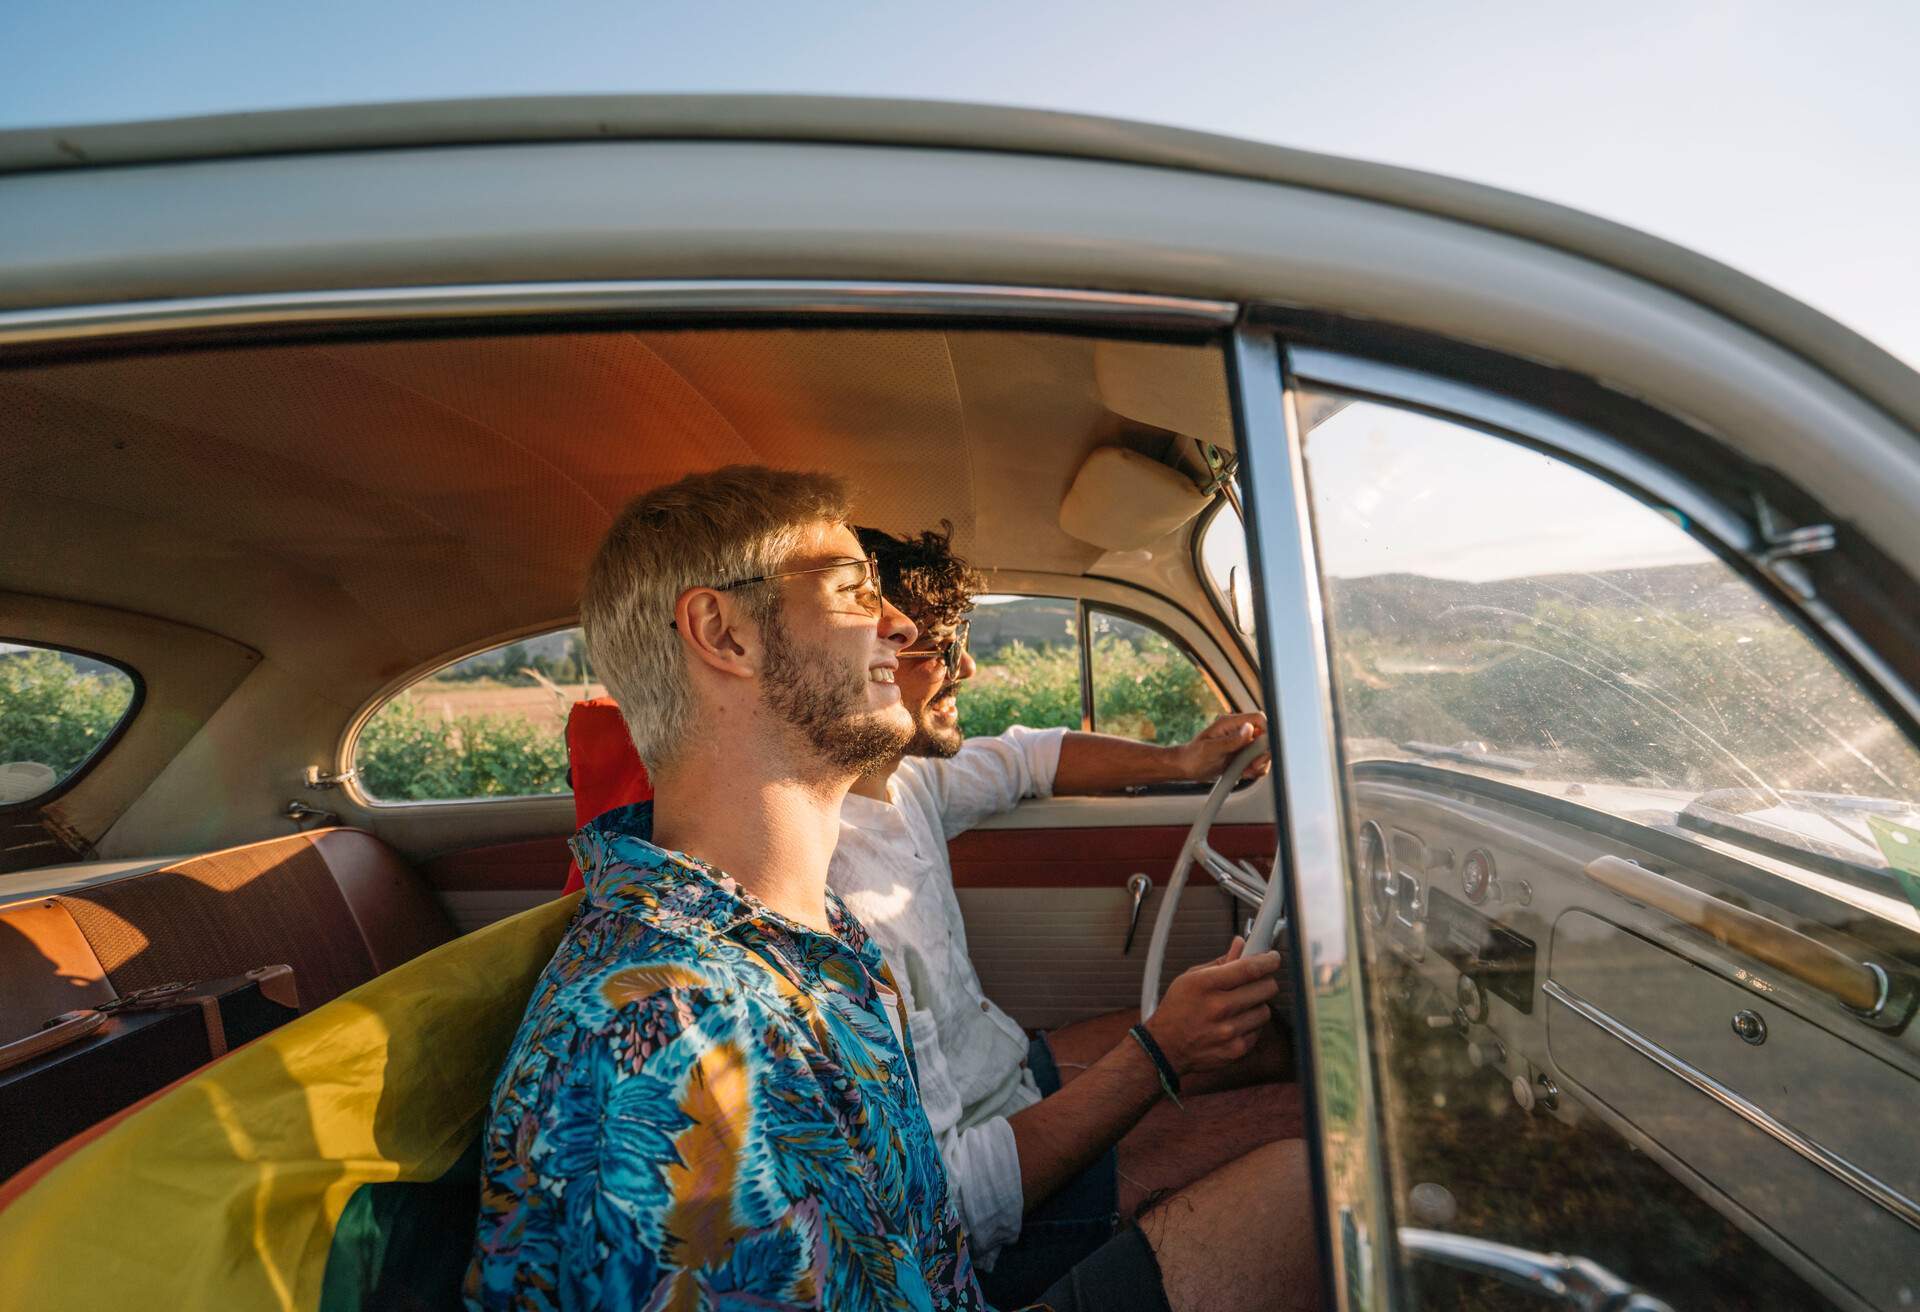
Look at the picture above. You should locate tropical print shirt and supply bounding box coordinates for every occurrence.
[465,802,1019,1311]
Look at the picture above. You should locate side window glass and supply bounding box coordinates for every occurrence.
[1197,498,1257,642]
[960,596,1082,737]
[1088,609,1226,745]
[353,628,597,802]
[0,642,138,805]
[1303,392,1920,1310]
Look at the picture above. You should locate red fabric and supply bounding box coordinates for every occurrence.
[560,699,653,894]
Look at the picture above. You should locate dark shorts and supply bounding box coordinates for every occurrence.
[976,1035,1171,1312]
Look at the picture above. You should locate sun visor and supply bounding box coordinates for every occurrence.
[1059,446,1209,550]
[1093,341,1234,449]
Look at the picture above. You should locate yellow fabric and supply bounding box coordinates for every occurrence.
[0,892,580,1312]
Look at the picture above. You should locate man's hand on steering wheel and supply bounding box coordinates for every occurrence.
[1174,713,1272,784]
[1142,936,1282,1076]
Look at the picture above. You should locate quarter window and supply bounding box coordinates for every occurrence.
[0,641,138,806]
[1088,609,1226,746]
[353,627,597,802]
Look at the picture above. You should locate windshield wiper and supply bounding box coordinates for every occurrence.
[1402,740,1535,775]
[1400,1228,1674,1311]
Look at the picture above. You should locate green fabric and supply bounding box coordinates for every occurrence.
[1867,814,1920,917]
[319,1137,482,1312]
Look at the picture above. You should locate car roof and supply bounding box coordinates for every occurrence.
[1,93,1914,434]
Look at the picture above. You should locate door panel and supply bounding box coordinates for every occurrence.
[418,836,569,933]
[961,885,1236,1030]
[951,821,1276,1028]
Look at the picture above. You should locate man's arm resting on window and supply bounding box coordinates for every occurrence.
[1050,713,1269,796]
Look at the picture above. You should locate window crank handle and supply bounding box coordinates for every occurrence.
[1123,873,1152,955]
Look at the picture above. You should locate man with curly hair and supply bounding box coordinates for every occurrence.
[830,522,1306,1309]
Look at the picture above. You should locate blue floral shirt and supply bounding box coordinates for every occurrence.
[465,803,1015,1311]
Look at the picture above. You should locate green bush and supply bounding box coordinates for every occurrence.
[1088,630,1220,746]
[0,649,135,781]
[960,632,1220,745]
[356,696,568,801]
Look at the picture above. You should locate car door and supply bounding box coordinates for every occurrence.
[1234,325,1920,1311]
[942,584,1271,1030]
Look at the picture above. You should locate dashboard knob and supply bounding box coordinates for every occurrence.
[1455,973,1489,1024]
[1407,1182,1458,1226]
[1511,1073,1536,1113]
[1467,1038,1505,1070]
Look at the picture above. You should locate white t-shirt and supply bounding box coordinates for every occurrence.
[829,725,1067,1263]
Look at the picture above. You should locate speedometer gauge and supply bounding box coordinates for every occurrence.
[1461,849,1495,905]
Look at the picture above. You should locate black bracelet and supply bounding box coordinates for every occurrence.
[1126,1023,1185,1109]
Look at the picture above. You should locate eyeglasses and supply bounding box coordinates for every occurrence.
[898,618,970,679]
[673,555,884,628]
[717,554,882,609]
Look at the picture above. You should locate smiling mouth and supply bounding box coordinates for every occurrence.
[868,668,896,684]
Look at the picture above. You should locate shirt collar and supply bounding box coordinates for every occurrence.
[570,800,867,949]
[839,784,905,834]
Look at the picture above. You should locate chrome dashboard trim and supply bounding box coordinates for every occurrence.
[1544,978,1920,1232]
[1285,347,1920,731]
[1236,327,1398,1309]
[0,280,1238,347]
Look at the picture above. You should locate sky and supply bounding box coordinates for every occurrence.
[1,0,1915,371]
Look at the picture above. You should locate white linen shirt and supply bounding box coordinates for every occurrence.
[829,724,1068,1264]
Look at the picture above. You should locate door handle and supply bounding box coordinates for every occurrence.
[1123,873,1152,955]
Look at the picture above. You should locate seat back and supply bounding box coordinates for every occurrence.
[561,698,652,894]
[0,900,116,1046]
[54,829,455,1013]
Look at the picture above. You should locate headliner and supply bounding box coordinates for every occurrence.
[2,326,1227,701]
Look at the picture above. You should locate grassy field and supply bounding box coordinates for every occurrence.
[395,678,605,730]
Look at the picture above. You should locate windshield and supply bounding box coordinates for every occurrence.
[1303,396,1920,888]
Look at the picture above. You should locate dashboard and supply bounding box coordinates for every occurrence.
[1349,762,1920,1312]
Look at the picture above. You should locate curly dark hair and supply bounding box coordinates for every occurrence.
[856,520,985,634]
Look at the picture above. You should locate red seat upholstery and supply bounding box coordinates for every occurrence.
[561,699,652,894]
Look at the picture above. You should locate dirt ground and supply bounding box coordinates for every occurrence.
[399,679,606,729]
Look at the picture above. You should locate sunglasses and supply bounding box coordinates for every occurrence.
[898,618,971,680]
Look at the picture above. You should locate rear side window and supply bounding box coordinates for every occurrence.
[354,627,597,802]
[0,642,138,806]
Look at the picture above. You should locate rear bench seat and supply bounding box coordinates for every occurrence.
[48,829,454,1014]
[0,829,456,1174]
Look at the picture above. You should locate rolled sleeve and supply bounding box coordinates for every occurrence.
[908,1007,1026,1262]
[922,725,1070,839]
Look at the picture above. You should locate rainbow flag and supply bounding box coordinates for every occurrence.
[0,893,581,1310]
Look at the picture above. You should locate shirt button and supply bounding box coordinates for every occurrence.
[980,1000,990,1012]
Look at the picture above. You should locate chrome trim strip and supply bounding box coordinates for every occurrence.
[0,280,1237,346]
[1544,979,1920,1232]
[1285,347,1920,730]
[1399,1229,1675,1312]
[1234,327,1397,1309]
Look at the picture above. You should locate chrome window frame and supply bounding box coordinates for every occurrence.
[1231,326,1395,1311]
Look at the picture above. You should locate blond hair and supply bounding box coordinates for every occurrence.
[582,465,852,772]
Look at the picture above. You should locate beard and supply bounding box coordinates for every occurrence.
[905,683,965,759]
[760,609,912,774]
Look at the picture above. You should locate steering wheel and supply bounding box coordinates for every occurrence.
[1140,740,1287,1020]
